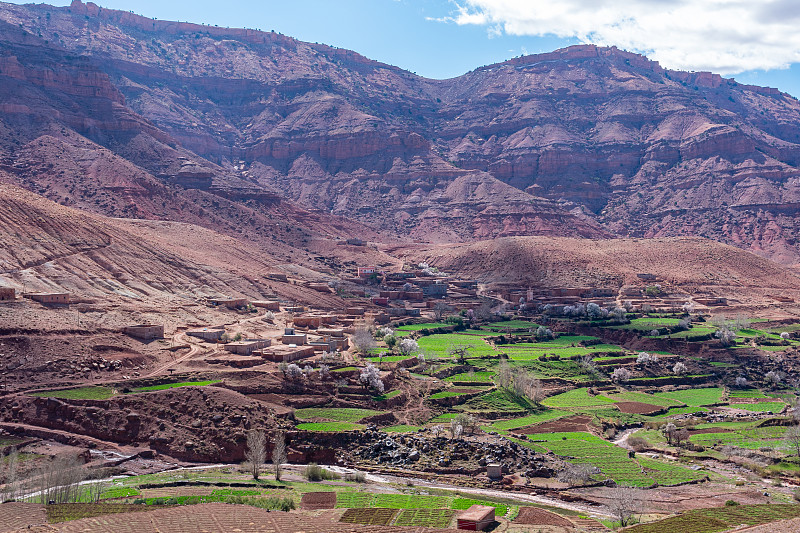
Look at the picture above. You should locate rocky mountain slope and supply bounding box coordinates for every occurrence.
[0,1,799,261]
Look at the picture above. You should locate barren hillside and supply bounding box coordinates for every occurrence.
[394,236,800,309]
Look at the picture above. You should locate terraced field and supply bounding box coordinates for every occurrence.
[29,386,115,400]
[132,380,221,392]
[627,503,800,533]
[417,334,496,358]
[542,388,616,409]
[523,432,705,486]
[293,408,384,422]
[654,387,724,406]
[490,409,572,431]
[296,422,365,432]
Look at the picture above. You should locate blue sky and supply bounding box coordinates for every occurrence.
[11,0,800,98]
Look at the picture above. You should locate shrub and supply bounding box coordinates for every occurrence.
[345,471,366,483]
[672,362,688,375]
[399,338,419,356]
[766,371,783,386]
[303,463,340,482]
[725,499,739,506]
[637,352,658,365]
[612,367,632,382]
[360,363,384,393]
[715,327,736,347]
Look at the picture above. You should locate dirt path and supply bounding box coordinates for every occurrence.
[323,465,614,519]
[613,427,639,451]
[144,332,204,378]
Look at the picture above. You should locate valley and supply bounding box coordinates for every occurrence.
[1,1,800,531]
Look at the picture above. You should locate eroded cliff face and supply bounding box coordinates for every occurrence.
[1,1,800,260]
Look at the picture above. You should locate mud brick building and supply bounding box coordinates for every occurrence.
[123,324,164,340]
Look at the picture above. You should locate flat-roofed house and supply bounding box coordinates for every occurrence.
[457,505,495,531]
[27,293,70,305]
[123,324,164,340]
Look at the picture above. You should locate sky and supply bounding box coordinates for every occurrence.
[9,0,800,98]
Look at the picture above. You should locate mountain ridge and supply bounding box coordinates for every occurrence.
[1,0,800,263]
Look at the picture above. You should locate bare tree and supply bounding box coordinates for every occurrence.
[474,301,493,321]
[637,352,658,365]
[662,423,677,445]
[272,431,287,481]
[353,325,377,354]
[511,368,544,403]
[608,486,643,526]
[447,343,472,364]
[579,355,599,377]
[673,428,690,448]
[245,429,267,480]
[785,426,800,457]
[766,371,783,387]
[452,413,477,436]
[715,326,737,347]
[37,456,85,504]
[433,301,452,321]
[1,447,18,502]
[558,463,598,485]
[86,469,109,503]
[495,359,512,389]
[449,418,464,439]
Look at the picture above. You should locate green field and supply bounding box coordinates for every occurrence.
[380,425,421,433]
[296,422,365,432]
[429,391,469,399]
[294,408,384,422]
[615,317,684,331]
[396,323,451,331]
[372,390,402,401]
[335,491,507,525]
[30,386,115,400]
[731,402,786,412]
[444,371,496,383]
[542,388,616,408]
[131,380,220,392]
[603,391,683,408]
[729,389,768,399]
[654,388,724,407]
[490,409,571,431]
[462,389,536,414]
[487,320,540,330]
[392,509,454,528]
[417,334,495,358]
[366,355,415,363]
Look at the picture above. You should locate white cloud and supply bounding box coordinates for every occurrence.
[445,0,800,74]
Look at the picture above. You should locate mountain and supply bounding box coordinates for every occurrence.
[0,182,350,311]
[1,1,799,262]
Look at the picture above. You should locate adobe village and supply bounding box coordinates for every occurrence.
[2,0,800,531]
[5,236,800,532]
